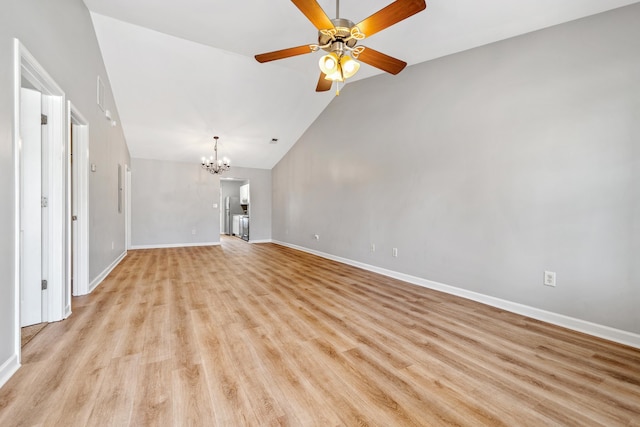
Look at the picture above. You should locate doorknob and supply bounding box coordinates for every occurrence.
[72,215,78,221]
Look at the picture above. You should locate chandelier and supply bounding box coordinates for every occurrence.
[201,136,230,175]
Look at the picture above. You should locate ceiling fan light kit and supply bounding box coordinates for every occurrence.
[201,136,231,175]
[255,0,426,94]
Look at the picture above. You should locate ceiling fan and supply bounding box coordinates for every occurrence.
[255,0,427,93]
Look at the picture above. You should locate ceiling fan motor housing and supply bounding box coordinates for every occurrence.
[318,18,358,53]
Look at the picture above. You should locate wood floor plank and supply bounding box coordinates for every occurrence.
[244,326,343,426]
[171,364,216,425]
[130,360,173,426]
[85,355,140,427]
[191,307,262,426]
[44,320,121,426]
[1,237,639,426]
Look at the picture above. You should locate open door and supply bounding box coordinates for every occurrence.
[20,87,44,327]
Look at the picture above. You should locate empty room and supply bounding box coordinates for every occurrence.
[0,0,639,425]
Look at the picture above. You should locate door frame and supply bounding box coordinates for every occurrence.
[13,39,69,361]
[68,103,90,297]
[126,165,131,249]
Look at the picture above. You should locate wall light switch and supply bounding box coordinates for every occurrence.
[212,203,218,209]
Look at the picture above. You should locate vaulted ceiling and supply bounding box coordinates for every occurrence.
[83,0,639,169]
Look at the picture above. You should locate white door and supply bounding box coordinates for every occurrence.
[20,87,43,327]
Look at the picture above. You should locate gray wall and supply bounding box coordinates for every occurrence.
[0,0,129,374]
[272,5,640,334]
[131,161,272,246]
[131,158,219,247]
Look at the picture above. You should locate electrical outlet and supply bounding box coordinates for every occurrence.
[370,243,376,252]
[392,248,398,257]
[544,271,556,287]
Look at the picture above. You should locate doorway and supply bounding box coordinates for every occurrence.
[14,39,70,355]
[220,178,250,241]
[69,104,89,296]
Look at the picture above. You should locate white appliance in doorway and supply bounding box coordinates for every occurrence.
[223,196,242,235]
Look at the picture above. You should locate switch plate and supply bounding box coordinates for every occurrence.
[544,271,556,287]
[192,229,196,235]
[370,243,375,252]
[392,248,398,257]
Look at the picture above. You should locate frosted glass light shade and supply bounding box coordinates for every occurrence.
[319,52,339,75]
[341,56,360,79]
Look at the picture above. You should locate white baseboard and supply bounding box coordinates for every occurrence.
[249,239,272,244]
[0,354,20,389]
[88,250,127,293]
[272,240,640,349]
[130,242,220,250]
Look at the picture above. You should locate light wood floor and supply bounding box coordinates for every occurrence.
[1,237,639,426]
[21,323,47,348]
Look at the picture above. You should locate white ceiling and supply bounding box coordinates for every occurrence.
[84,0,639,169]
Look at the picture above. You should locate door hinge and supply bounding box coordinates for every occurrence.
[41,279,48,290]
[41,114,48,125]
[41,196,48,208]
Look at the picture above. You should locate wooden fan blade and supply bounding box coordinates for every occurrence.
[356,0,426,38]
[255,45,312,63]
[357,47,407,75]
[291,0,334,30]
[316,72,332,92]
